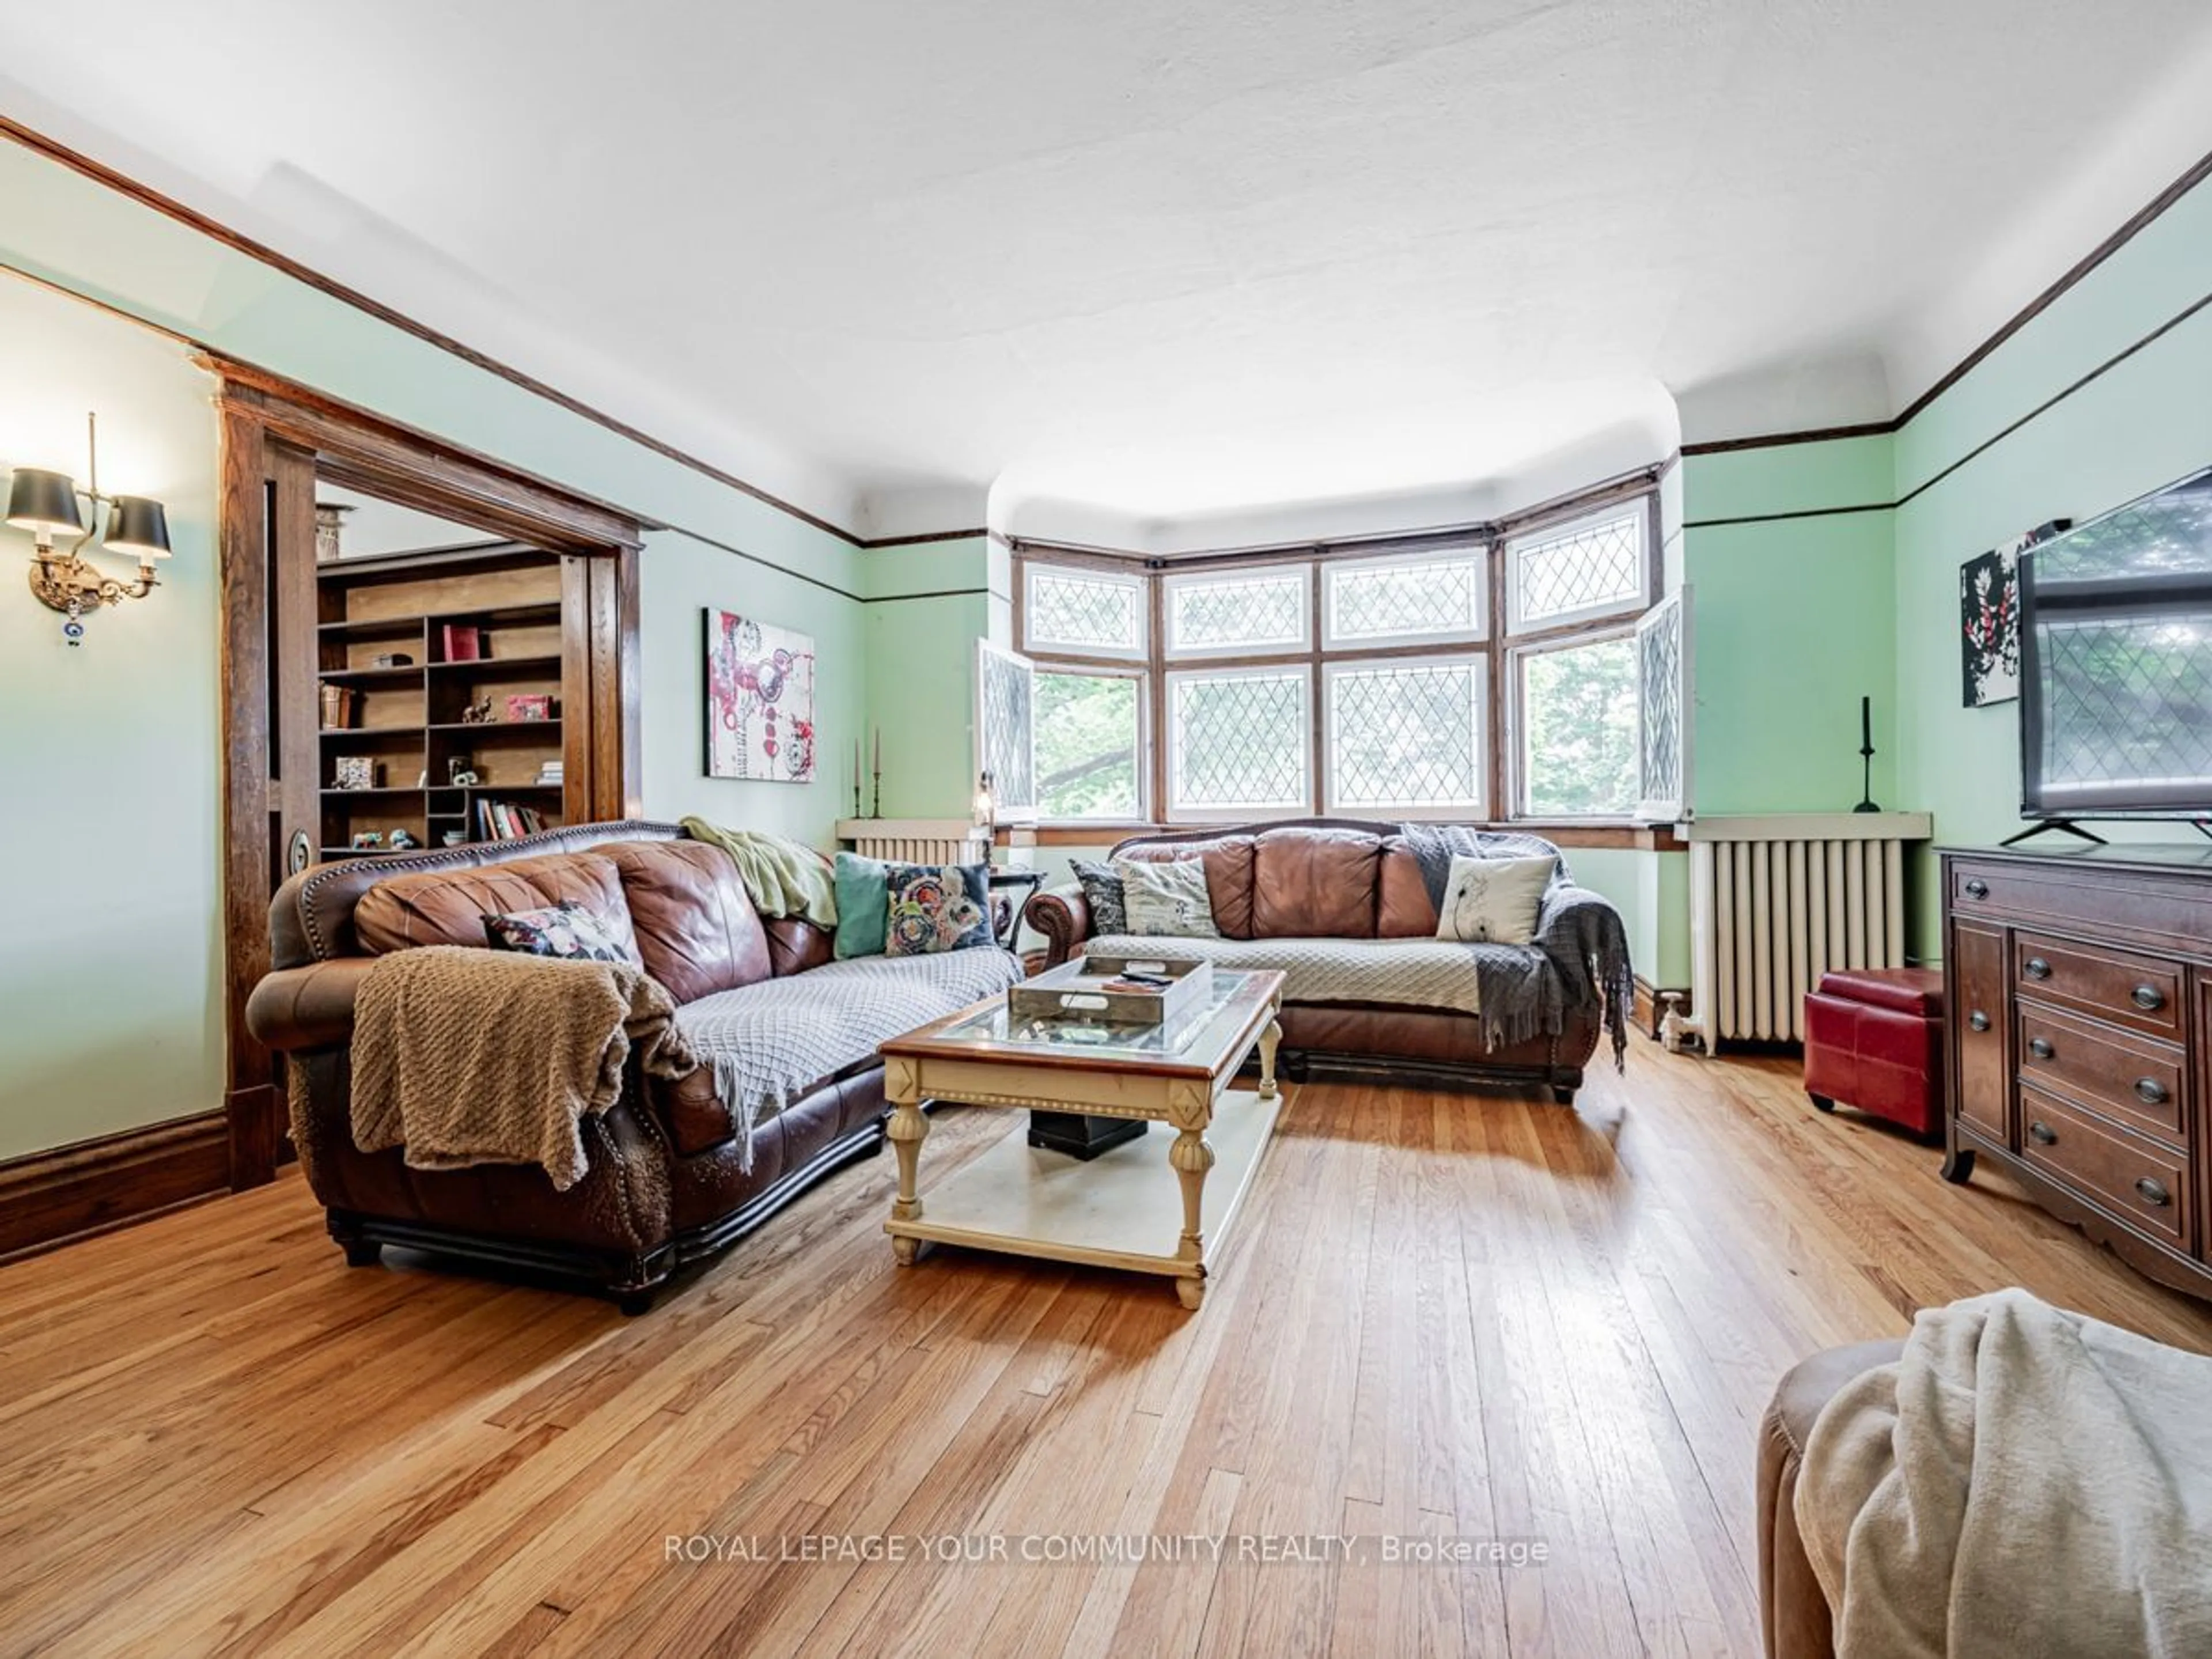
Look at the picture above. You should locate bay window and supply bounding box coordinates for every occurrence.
[1013,484,1666,825]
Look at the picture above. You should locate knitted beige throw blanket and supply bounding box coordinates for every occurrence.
[351,945,696,1191]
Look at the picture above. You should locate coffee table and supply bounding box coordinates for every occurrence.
[877,967,1286,1309]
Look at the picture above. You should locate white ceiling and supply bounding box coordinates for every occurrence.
[5,1,2212,542]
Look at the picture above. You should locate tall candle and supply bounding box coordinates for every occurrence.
[853,737,861,790]
[873,726,882,773]
[1860,695,1871,753]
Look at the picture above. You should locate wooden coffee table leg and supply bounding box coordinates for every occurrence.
[887,1095,930,1267]
[1169,1078,1218,1309]
[1258,1016,1283,1100]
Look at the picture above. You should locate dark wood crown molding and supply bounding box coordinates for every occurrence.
[1684,144,2212,457]
[0,113,889,548]
[12,112,2211,541]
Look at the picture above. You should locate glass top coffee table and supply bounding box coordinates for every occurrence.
[876,966,1286,1310]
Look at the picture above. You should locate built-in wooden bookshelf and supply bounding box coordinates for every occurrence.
[314,544,573,861]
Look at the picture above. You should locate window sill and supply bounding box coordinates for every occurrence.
[1001,820,1683,852]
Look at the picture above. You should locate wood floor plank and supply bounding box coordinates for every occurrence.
[8,1046,2212,1658]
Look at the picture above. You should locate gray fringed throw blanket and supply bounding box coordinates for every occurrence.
[1399,824,1634,1070]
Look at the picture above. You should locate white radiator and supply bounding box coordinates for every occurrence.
[835,818,992,866]
[1673,813,1933,1049]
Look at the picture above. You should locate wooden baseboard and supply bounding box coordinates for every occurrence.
[0,1111,232,1264]
[1631,978,1691,1041]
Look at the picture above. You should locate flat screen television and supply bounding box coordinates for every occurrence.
[2020,466,2212,821]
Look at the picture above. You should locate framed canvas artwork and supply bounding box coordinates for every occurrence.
[1960,518,2069,707]
[704,609,817,782]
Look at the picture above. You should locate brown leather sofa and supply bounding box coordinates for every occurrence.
[247,820,1002,1310]
[1025,819,1622,1101]
[1756,1339,1905,1659]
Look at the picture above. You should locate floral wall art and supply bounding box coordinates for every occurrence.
[1960,518,2069,707]
[704,609,816,782]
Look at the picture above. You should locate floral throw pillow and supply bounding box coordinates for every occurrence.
[1069,858,1127,935]
[1113,857,1220,938]
[884,862,993,956]
[482,900,634,963]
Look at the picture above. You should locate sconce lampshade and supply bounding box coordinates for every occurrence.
[6,468,85,537]
[106,495,172,560]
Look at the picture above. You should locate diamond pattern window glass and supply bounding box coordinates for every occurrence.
[1324,551,1486,647]
[1635,592,1688,820]
[1025,565,1146,658]
[1324,658,1484,813]
[1164,567,1309,656]
[1167,669,1310,813]
[1519,634,1639,817]
[1508,509,1646,631]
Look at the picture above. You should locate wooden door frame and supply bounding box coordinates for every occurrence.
[210,356,645,1190]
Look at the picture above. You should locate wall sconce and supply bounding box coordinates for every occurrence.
[7,412,172,646]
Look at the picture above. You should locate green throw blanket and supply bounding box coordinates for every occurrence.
[679,817,839,926]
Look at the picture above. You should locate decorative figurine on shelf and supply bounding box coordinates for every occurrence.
[450,768,480,788]
[388,828,421,850]
[460,696,495,724]
[448,757,478,787]
[349,831,384,851]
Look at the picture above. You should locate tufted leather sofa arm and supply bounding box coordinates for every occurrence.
[1757,1339,1904,1659]
[1025,884,1092,967]
[247,958,376,1052]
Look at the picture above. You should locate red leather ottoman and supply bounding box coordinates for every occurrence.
[1803,967,1945,1138]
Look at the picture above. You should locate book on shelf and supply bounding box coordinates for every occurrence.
[474,798,550,841]
[317,684,355,729]
[440,623,482,662]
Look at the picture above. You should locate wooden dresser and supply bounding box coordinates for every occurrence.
[1944,844,2212,1301]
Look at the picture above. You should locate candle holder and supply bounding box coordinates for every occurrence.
[871,763,882,819]
[1854,695,1880,813]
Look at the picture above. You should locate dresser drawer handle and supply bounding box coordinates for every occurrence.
[2027,1037,2054,1060]
[2135,1177,2172,1209]
[1964,878,1990,899]
[2132,984,2166,1012]
[2028,1121,2058,1146]
[1968,1010,1991,1032]
[2135,1078,2170,1107]
[2025,957,2051,980]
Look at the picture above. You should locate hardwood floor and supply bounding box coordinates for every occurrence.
[5,1042,2210,1658]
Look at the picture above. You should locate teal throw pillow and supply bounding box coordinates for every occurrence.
[833,851,890,959]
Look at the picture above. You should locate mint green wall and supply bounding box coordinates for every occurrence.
[1680,439,1897,815]
[640,531,867,846]
[1892,169,2212,958]
[0,274,221,1160]
[0,141,883,1156]
[859,536,996,818]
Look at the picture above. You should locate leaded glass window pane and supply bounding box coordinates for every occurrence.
[1165,568,1309,655]
[1325,552,1486,645]
[1325,658,1484,812]
[1168,669,1310,812]
[1509,509,1645,630]
[1026,566,1145,657]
